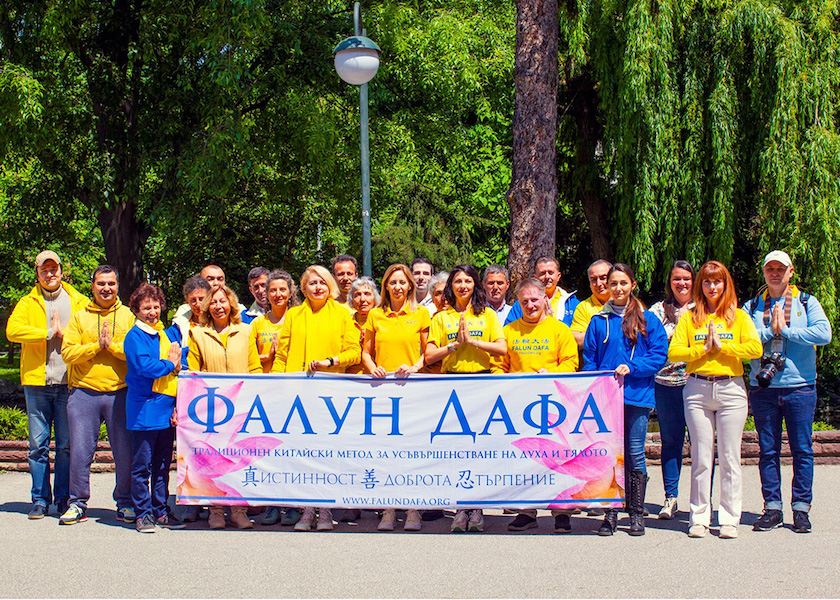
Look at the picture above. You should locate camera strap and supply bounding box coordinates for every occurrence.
[762,287,793,327]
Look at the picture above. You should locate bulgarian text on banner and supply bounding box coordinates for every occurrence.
[175,371,626,510]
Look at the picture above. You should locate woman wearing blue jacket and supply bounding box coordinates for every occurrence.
[124,283,184,533]
[583,264,668,536]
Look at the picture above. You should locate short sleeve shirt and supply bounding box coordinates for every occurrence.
[364,306,431,372]
[429,307,505,373]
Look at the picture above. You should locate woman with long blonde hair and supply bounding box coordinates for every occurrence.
[668,261,762,539]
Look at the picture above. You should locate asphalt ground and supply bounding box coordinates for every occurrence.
[1,465,839,598]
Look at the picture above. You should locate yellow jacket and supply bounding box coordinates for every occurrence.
[188,322,261,374]
[668,309,762,377]
[6,282,89,386]
[62,299,136,391]
[272,299,361,373]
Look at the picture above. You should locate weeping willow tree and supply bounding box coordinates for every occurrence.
[559,0,840,330]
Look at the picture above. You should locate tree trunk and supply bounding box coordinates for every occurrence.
[505,0,559,285]
[565,67,612,260]
[97,200,147,302]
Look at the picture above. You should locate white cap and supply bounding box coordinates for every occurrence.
[763,250,792,268]
[34,250,61,268]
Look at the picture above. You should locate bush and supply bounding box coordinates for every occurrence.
[0,406,28,440]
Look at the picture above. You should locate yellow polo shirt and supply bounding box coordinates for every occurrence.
[668,310,762,377]
[364,305,431,372]
[570,295,605,334]
[492,317,578,374]
[429,307,505,373]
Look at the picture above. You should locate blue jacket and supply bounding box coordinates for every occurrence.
[582,303,668,408]
[742,287,832,387]
[124,322,182,431]
[505,290,579,327]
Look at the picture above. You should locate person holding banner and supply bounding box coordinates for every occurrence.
[668,261,762,539]
[345,276,379,375]
[426,264,507,533]
[188,284,260,529]
[362,263,431,531]
[492,277,579,533]
[124,283,185,532]
[649,260,695,519]
[250,270,298,375]
[583,264,667,537]
[272,265,361,531]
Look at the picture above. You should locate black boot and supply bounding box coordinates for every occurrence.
[597,509,618,536]
[629,469,649,536]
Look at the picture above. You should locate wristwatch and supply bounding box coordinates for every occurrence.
[327,357,335,367]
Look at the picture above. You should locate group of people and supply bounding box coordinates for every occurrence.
[6,248,830,538]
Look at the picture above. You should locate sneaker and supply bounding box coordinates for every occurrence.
[117,507,136,523]
[421,509,444,521]
[468,509,484,532]
[28,504,47,520]
[450,509,469,533]
[136,514,156,533]
[719,524,738,539]
[56,500,70,518]
[59,504,87,525]
[753,509,783,532]
[792,510,811,534]
[281,507,303,526]
[294,507,316,531]
[261,506,282,526]
[688,524,708,538]
[378,509,396,531]
[316,508,334,531]
[508,513,538,531]
[404,510,422,531]
[156,513,186,530]
[659,497,678,520]
[340,509,361,522]
[553,513,572,534]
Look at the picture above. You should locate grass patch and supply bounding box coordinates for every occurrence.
[0,406,109,441]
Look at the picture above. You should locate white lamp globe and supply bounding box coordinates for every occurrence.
[333,36,381,86]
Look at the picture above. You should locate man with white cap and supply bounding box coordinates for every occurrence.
[5,251,88,519]
[743,250,832,534]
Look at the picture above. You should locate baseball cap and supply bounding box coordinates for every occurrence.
[34,250,62,268]
[763,250,792,268]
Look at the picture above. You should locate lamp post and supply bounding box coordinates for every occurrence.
[333,2,380,278]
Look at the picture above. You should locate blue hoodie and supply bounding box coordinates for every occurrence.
[582,302,668,408]
[124,322,183,431]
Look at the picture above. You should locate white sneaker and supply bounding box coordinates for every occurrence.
[468,509,484,532]
[294,507,316,531]
[316,508,334,531]
[451,510,469,532]
[719,524,739,539]
[404,510,422,531]
[378,509,396,531]
[688,524,708,538]
[659,497,678,519]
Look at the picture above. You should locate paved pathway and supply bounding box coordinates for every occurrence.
[1,465,838,598]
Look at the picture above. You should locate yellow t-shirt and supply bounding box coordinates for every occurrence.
[429,307,505,373]
[364,305,431,372]
[570,295,605,334]
[668,310,762,377]
[249,314,285,373]
[492,318,579,373]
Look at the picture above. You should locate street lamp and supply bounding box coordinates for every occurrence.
[333,1,381,278]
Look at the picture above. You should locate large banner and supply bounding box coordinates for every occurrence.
[175,372,625,510]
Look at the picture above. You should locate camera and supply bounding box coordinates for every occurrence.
[756,352,786,388]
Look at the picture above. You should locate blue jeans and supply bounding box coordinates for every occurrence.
[24,385,70,507]
[749,384,816,512]
[130,428,175,520]
[625,404,651,475]
[654,383,686,498]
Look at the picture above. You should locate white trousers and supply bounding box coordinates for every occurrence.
[683,376,748,527]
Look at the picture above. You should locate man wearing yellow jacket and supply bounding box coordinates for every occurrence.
[6,251,88,519]
[58,265,137,526]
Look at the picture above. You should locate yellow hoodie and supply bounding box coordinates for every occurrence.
[62,298,136,391]
[6,282,88,386]
[272,298,361,373]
